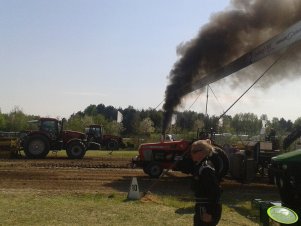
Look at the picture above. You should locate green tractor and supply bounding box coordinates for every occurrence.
[270,150,301,210]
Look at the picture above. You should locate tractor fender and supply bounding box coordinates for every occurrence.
[87,141,101,150]
[66,138,87,150]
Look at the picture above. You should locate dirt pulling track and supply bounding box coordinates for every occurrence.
[0,156,193,194]
[0,156,278,198]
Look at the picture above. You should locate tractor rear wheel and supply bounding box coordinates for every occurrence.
[66,141,86,159]
[24,135,50,159]
[147,162,163,178]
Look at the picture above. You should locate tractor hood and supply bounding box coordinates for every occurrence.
[63,130,87,140]
[103,134,122,140]
[139,140,190,151]
[271,149,301,164]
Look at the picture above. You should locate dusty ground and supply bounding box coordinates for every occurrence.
[0,156,195,195]
[0,156,279,199]
[0,156,283,226]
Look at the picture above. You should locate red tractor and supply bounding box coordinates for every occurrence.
[21,118,99,159]
[85,124,125,150]
[132,136,229,178]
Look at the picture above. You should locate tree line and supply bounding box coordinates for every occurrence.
[1,105,301,140]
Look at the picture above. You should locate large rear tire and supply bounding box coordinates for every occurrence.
[24,135,50,159]
[275,174,300,208]
[66,141,86,159]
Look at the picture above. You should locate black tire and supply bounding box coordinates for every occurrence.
[66,141,86,159]
[107,140,119,150]
[142,165,149,175]
[24,135,50,159]
[276,174,297,207]
[147,162,163,178]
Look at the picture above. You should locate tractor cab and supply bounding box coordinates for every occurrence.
[40,119,61,140]
[27,118,65,141]
[85,124,124,150]
[85,124,103,143]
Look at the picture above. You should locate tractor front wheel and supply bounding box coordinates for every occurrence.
[142,164,149,174]
[66,141,86,159]
[24,135,50,159]
[147,162,163,178]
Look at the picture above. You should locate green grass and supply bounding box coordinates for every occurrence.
[0,190,264,226]
[0,192,192,226]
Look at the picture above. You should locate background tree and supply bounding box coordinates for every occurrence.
[92,114,108,127]
[122,106,140,135]
[67,115,93,132]
[0,113,6,131]
[138,117,155,136]
[105,121,124,135]
[231,113,261,136]
[219,115,233,134]
[84,105,97,116]
[5,107,31,131]
[294,117,301,129]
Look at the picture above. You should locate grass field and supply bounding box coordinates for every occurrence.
[0,187,279,226]
[1,150,281,225]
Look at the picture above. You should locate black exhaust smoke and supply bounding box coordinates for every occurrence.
[162,0,301,133]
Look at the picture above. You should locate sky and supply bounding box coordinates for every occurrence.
[1,0,301,122]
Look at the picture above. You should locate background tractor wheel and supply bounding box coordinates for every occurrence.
[24,135,50,159]
[107,140,119,150]
[66,141,86,159]
[147,163,163,178]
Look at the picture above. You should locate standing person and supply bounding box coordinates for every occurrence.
[191,140,222,226]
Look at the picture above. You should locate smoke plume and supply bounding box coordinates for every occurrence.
[162,0,301,133]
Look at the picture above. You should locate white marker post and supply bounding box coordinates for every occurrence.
[127,177,141,200]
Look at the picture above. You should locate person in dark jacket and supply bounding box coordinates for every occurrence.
[191,140,222,226]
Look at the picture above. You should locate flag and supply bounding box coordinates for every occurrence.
[260,120,266,135]
[171,114,177,125]
[117,111,123,123]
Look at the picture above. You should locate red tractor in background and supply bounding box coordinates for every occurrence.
[21,118,100,159]
[85,124,125,150]
[132,130,229,178]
